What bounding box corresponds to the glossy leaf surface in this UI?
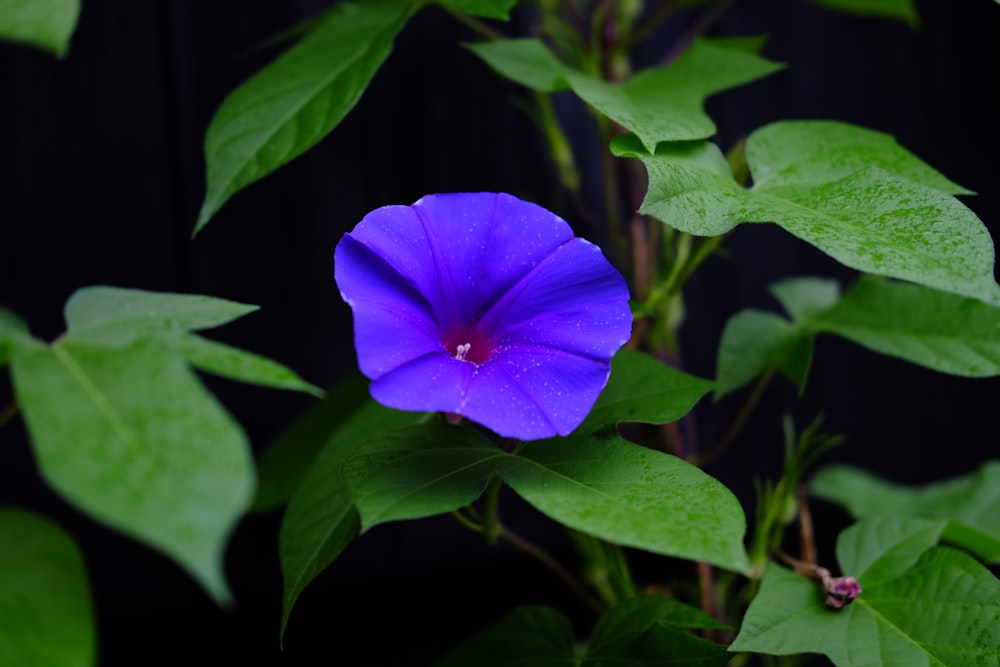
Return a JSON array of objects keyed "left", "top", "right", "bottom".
[
  {"left": 731, "top": 518, "right": 1000, "bottom": 666},
  {"left": 615, "top": 121, "right": 1000, "bottom": 304}
]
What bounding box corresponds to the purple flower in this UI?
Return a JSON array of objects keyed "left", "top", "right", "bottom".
[{"left": 334, "top": 192, "right": 632, "bottom": 441}]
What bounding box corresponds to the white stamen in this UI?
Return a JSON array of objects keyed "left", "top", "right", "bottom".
[{"left": 454, "top": 343, "right": 472, "bottom": 361}]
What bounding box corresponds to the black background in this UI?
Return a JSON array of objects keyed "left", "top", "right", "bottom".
[{"left": 2, "top": 1, "right": 998, "bottom": 665}]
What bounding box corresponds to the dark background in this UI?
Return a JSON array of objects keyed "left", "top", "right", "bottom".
[{"left": 1, "top": 1, "right": 998, "bottom": 665}]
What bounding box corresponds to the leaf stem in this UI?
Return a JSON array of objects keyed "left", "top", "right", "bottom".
[
  {"left": 499, "top": 526, "right": 606, "bottom": 615},
  {"left": 693, "top": 368, "right": 775, "bottom": 467},
  {"left": 660, "top": 0, "right": 737, "bottom": 65},
  {"left": 481, "top": 474, "right": 504, "bottom": 545},
  {"left": 439, "top": 5, "right": 506, "bottom": 41}
]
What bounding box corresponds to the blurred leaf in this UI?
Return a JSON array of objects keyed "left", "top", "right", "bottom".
[
  {"left": 10, "top": 336, "right": 255, "bottom": 604},
  {"left": 808, "top": 0, "right": 919, "bottom": 26},
  {"left": 342, "top": 423, "right": 504, "bottom": 530},
  {"left": 0, "top": 0, "right": 80, "bottom": 56},
  {"left": 64, "top": 286, "right": 258, "bottom": 342},
  {"left": 466, "top": 38, "right": 572, "bottom": 92},
  {"left": 731, "top": 518, "right": 1000, "bottom": 666},
  {"left": 279, "top": 401, "right": 423, "bottom": 635},
  {"left": 0, "top": 508, "right": 95, "bottom": 667},
  {"left": 175, "top": 333, "right": 322, "bottom": 396},
  {"left": 505, "top": 436, "right": 750, "bottom": 573},
  {"left": 436, "top": 0, "right": 518, "bottom": 19},
  {"left": 582, "top": 349, "right": 714, "bottom": 432},
  {"left": 434, "top": 605, "right": 576, "bottom": 667},
  {"left": 615, "top": 121, "right": 1000, "bottom": 304},
  {"left": 197, "top": 0, "right": 419, "bottom": 233},
  {"left": 253, "top": 374, "right": 370, "bottom": 511},
  {"left": 0, "top": 305, "right": 29, "bottom": 368},
  {"left": 6, "top": 286, "right": 318, "bottom": 603},
  {"left": 715, "top": 277, "right": 840, "bottom": 397},
  {"left": 806, "top": 276, "right": 1000, "bottom": 377},
  {"left": 811, "top": 461, "right": 1000, "bottom": 563},
  {"left": 715, "top": 311, "right": 811, "bottom": 398},
  {"left": 770, "top": 276, "right": 841, "bottom": 321},
  {"left": 469, "top": 38, "right": 781, "bottom": 149}
]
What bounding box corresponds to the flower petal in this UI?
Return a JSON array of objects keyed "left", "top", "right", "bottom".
[
  {"left": 411, "top": 193, "right": 575, "bottom": 330},
  {"left": 369, "top": 353, "right": 474, "bottom": 414},
  {"left": 463, "top": 345, "right": 614, "bottom": 440},
  {"left": 479, "top": 238, "right": 632, "bottom": 351},
  {"left": 334, "top": 235, "right": 443, "bottom": 379}
]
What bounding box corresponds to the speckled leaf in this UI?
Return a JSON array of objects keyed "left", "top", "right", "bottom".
[
  {"left": 614, "top": 121, "right": 1000, "bottom": 304},
  {"left": 809, "top": 0, "right": 919, "bottom": 26},
  {"left": 0, "top": 0, "right": 80, "bottom": 56},
  {"left": 197, "top": 0, "right": 418, "bottom": 233},
  {"left": 504, "top": 436, "right": 750, "bottom": 573},
  {"left": 731, "top": 518, "right": 1000, "bottom": 666},
  {"left": 805, "top": 276, "right": 1000, "bottom": 377},
  {"left": 10, "top": 336, "right": 255, "bottom": 604},
  {"left": 582, "top": 348, "right": 714, "bottom": 432},
  {"left": 469, "top": 38, "right": 781, "bottom": 148},
  {"left": 279, "top": 401, "right": 423, "bottom": 635},
  {"left": 0, "top": 509, "right": 95, "bottom": 667},
  {"left": 811, "top": 461, "right": 1000, "bottom": 563}
]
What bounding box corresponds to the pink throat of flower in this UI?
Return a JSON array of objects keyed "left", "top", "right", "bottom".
[{"left": 445, "top": 329, "right": 493, "bottom": 365}]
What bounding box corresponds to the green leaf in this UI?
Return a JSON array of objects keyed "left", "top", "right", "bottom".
[
  {"left": 582, "top": 349, "right": 715, "bottom": 432},
  {"left": 731, "top": 518, "right": 1000, "bottom": 666},
  {"left": 279, "top": 401, "right": 423, "bottom": 634},
  {"left": 808, "top": 0, "right": 919, "bottom": 26},
  {"left": 10, "top": 336, "right": 255, "bottom": 604},
  {"left": 253, "top": 374, "right": 370, "bottom": 511},
  {"left": 0, "top": 508, "right": 95, "bottom": 667},
  {"left": 465, "top": 38, "right": 573, "bottom": 93},
  {"left": 0, "top": 0, "right": 80, "bottom": 57},
  {"left": 715, "top": 277, "right": 840, "bottom": 397},
  {"left": 770, "top": 276, "right": 841, "bottom": 321},
  {"left": 805, "top": 276, "right": 1000, "bottom": 377},
  {"left": 811, "top": 461, "right": 1000, "bottom": 563},
  {"left": 342, "top": 423, "right": 505, "bottom": 530},
  {"left": 504, "top": 436, "right": 750, "bottom": 573},
  {"left": 747, "top": 121, "right": 969, "bottom": 196},
  {"left": 0, "top": 305, "right": 29, "bottom": 368},
  {"left": 435, "top": 0, "right": 518, "bottom": 20},
  {"left": 175, "top": 333, "right": 323, "bottom": 396},
  {"left": 197, "top": 0, "right": 418, "bottom": 233},
  {"left": 434, "top": 605, "right": 577, "bottom": 667},
  {"left": 617, "top": 121, "right": 1000, "bottom": 304},
  {"left": 715, "top": 310, "right": 812, "bottom": 398},
  {"left": 436, "top": 599, "right": 731, "bottom": 667},
  {"left": 568, "top": 38, "right": 784, "bottom": 152},
  {"left": 64, "top": 286, "right": 258, "bottom": 339},
  {"left": 469, "top": 38, "right": 781, "bottom": 149}
]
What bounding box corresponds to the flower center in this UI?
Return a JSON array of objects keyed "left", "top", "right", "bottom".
[{"left": 445, "top": 329, "right": 493, "bottom": 365}]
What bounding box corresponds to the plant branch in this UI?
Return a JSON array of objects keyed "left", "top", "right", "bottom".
[
  {"left": 500, "top": 526, "right": 607, "bottom": 615},
  {"left": 693, "top": 368, "right": 775, "bottom": 467},
  {"left": 661, "top": 0, "right": 737, "bottom": 65},
  {"left": 440, "top": 5, "right": 506, "bottom": 41}
]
